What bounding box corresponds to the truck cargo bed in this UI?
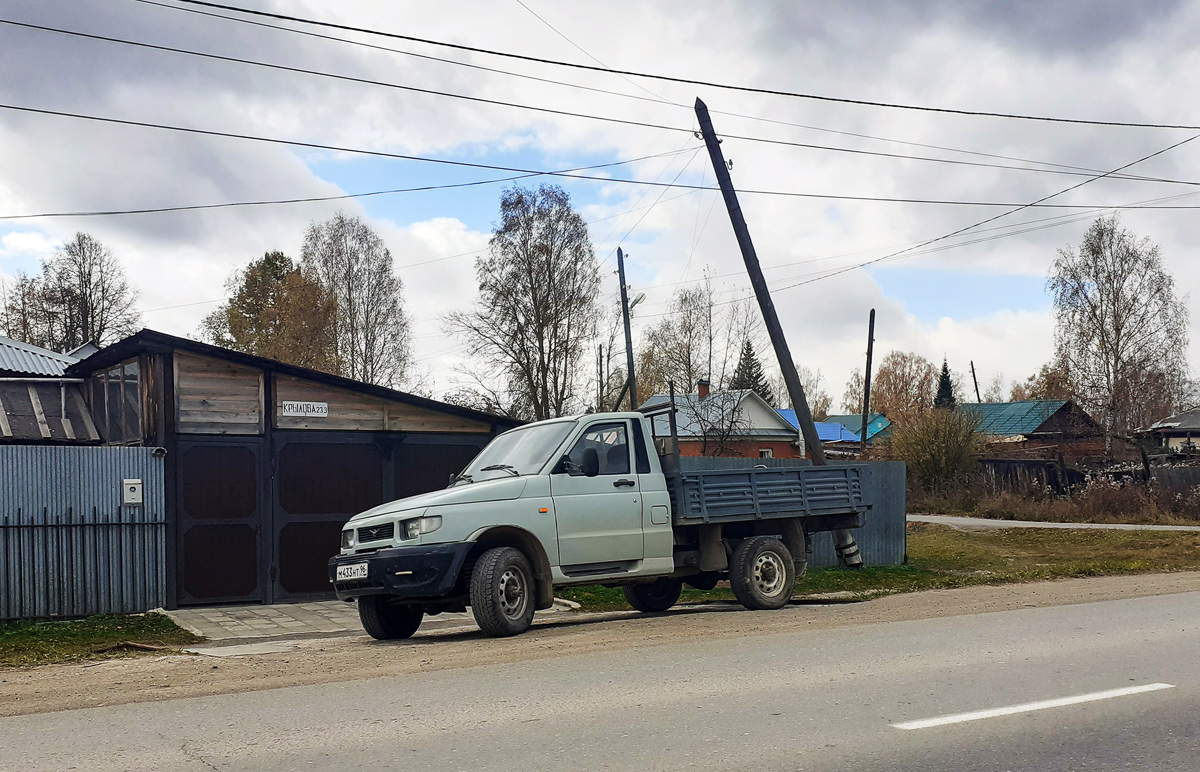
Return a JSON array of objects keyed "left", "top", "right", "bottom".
[{"left": 666, "top": 464, "right": 868, "bottom": 525}]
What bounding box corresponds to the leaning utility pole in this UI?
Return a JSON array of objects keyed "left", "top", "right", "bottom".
[
  {"left": 860, "top": 309, "right": 875, "bottom": 457},
  {"left": 616, "top": 247, "right": 638, "bottom": 411},
  {"left": 694, "top": 98, "right": 825, "bottom": 464},
  {"left": 695, "top": 97, "right": 861, "bottom": 568},
  {"left": 970, "top": 360, "right": 982, "bottom": 402}
]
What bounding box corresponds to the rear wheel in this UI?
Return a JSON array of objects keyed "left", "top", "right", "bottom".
[
  {"left": 730, "top": 536, "right": 795, "bottom": 611},
  {"left": 624, "top": 578, "right": 683, "bottom": 612},
  {"left": 358, "top": 596, "right": 424, "bottom": 640},
  {"left": 470, "top": 547, "right": 536, "bottom": 637}
]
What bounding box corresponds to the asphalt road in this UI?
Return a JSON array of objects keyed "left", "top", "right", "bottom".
[{"left": 4, "top": 591, "right": 1198, "bottom": 771}]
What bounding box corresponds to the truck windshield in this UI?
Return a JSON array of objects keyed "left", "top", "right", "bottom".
[{"left": 454, "top": 421, "right": 575, "bottom": 484}]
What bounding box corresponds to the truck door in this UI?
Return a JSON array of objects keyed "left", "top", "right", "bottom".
[{"left": 550, "top": 420, "right": 645, "bottom": 569}]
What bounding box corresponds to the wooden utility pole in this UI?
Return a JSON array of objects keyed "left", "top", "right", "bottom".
[
  {"left": 860, "top": 309, "right": 875, "bottom": 457},
  {"left": 693, "top": 98, "right": 826, "bottom": 464},
  {"left": 970, "top": 360, "right": 982, "bottom": 402},
  {"left": 696, "top": 98, "right": 860, "bottom": 568},
  {"left": 617, "top": 248, "right": 638, "bottom": 410}
]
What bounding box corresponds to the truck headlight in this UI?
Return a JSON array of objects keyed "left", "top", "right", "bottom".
[
  {"left": 341, "top": 529, "right": 354, "bottom": 549},
  {"left": 402, "top": 516, "right": 442, "bottom": 540}
]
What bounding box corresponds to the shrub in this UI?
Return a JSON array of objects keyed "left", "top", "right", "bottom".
[{"left": 888, "top": 407, "right": 985, "bottom": 490}]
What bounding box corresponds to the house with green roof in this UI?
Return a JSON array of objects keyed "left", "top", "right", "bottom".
[{"left": 960, "top": 399, "right": 1103, "bottom": 459}]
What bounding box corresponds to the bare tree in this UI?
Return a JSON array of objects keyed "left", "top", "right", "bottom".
[
  {"left": 982, "top": 373, "right": 1007, "bottom": 402},
  {"left": 1050, "top": 216, "right": 1190, "bottom": 454},
  {"left": 2, "top": 233, "right": 139, "bottom": 350},
  {"left": 842, "top": 351, "right": 937, "bottom": 422},
  {"left": 676, "top": 391, "right": 755, "bottom": 456},
  {"left": 302, "top": 213, "right": 411, "bottom": 387},
  {"left": 841, "top": 368, "right": 866, "bottom": 414},
  {"left": 1009, "top": 359, "right": 1073, "bottom": 401},
  {"left": 775, "top": 365, "right": 830, "bottom": 419},
  {"left": 446, "top": 184, "right": 600, "bottom": 421}
]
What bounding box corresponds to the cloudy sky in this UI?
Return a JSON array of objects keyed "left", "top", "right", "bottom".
[{"left": 2, "top": 0, "right": 1198, "bottom": 405}]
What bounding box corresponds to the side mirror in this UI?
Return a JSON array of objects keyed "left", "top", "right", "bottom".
[
  {"left": 553, "top": 455, "right": 571, "bottom": 475},
  {"left": 581, "top": 447, "right": 600, "bottom": 478}
]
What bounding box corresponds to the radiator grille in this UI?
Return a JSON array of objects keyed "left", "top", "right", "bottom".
[{"left": 356, "top": 522, "right": 395, "bottom": 543}]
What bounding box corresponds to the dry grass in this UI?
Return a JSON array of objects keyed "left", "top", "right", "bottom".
[
  {"left": 913, "top": 475, "right": 1200, "bottom": 526},
  {"left": 557, "top": 523, "right": 1200, "bottom": 611}
]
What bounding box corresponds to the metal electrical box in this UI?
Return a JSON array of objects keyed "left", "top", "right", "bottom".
[{"left": 122, "top": 478, "right": 143, "bottom": 506}]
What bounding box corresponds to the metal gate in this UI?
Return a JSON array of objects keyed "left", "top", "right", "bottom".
[{"left": 175, "top": 437, "right": 268, "bottom": 605}]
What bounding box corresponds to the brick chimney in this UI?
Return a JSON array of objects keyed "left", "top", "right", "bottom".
[{"left": 697, "top": 379, "right": 710, "bottom": 399}]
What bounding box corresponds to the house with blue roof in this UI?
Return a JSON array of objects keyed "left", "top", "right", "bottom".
[
  {"left": 825, "top": 413, "right": 892, "bottom": 443},
  {"left": 777, "top": 410, "right": 864, "bottom": 446}
]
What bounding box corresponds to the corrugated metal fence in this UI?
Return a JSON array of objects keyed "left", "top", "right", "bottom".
[
  {"left": 677, "top": 458, "right": 907, "bottom": 567},
  {"left": 0, "top": 446, "right": 166, "bottom": 621}
]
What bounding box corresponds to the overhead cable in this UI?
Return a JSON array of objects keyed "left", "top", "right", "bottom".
[{"left": 168, "top": 0, "right": 1200, "bottom": 130}]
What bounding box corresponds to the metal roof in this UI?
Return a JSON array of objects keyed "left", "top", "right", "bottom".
[
  {"left": 960, "top": 400, "right": 1068, "bottom": 437},
  {"left": 641, "top": 390, "right": 797, "bottom": 439},
  {"left": 776, "top": 410, "right": 862, "bottom": 442},
  {"left": 0, "top": 336, "right": 78, "bottom": 376},
  {"left": 1148, "top": 407, "right": 1200, "bottom": 433},
  {"left": 825, "top": 413, "right": 892, "bottom": 440}
]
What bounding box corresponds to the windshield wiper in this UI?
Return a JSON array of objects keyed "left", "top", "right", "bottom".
[{"left": 479, "top": 464, "right": 521, "bottom": 477}]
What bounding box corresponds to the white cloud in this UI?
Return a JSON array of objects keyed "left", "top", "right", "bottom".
[{"left": 2, "top": 0, "right": 1198, "bottom": 397}]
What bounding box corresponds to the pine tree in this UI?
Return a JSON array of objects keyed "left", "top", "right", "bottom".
[
  {"left": 934, "top": 357, "right": 956, "bottom": 409},
  {"left": 729, "top": 340, "right": 774, "bottom": 404}
]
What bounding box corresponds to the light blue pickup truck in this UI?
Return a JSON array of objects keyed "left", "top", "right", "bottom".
[{"left": 329, "top": 410, "right": 868, "bottom": 638}]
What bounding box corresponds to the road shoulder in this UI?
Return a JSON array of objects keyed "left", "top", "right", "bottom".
[{"left": 4, "top": 570, "right": 1200, "bottom": 718}]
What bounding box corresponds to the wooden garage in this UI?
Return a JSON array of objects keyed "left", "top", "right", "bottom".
[{"left": 64, "top": 330, "right": 518, "bottom": 608}]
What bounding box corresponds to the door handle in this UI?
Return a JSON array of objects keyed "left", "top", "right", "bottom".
[{"left": 613, "top": 479, "right": 636, "bottom": 488}]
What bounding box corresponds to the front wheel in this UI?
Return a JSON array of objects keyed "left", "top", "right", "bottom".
[
  {"left": 624, "top": 578, "right": 683, "bottom": 612},
  {"left": 730, "top": 536, "right": 795, "bottom": 611},
  {"left": 469, "top": 547, "right": 536, "bottom": 637},
  {"left": 358, "top": 596, "right": 424, "bottom": 640}
]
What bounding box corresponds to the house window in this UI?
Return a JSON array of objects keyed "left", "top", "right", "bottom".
[
  {"left": 759, "top": 448, "right": 773, "bottom": 458},
  {"left": 87, "top": 357, "right": 141, "bottom": 444}
]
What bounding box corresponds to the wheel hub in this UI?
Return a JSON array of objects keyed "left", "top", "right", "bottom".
[
  {"left": 498, "top": 566, "right": 527, "bottom": 618},
  {"left": 753, "top": 551, "right": 785, "bottom": 597}
]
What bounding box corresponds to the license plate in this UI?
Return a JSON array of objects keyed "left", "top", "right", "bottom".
[{"left": 336, "top": 563, "right": 369, "bottom": 581}]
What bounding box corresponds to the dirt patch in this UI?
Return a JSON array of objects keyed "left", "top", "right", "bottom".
[{"left": 4, "top": 570, "right": 1200, "bottom": 718}]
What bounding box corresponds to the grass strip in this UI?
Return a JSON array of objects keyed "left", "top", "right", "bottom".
[
  {"left": 557, "top": 522, "right": 1200, "bottom": 612},
  {"left": 0, "top": 612, "right": 201, "bottom": 668}
]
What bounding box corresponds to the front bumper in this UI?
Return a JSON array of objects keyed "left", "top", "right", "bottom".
[{"left": 328, "top": 542, "right": 472, "bottom": 601}]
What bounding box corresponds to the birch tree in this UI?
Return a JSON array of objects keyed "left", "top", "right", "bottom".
[
  {"left": 1050, "top": 216, "right": 1189, "bottom": 454},
  {"left": 302, "top": 213, "right": 411, "bottom": 387},
  {"left": 446, "top": 184, "right": 600, "bottom": 421}
]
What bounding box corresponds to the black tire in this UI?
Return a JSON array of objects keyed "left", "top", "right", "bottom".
[
  {"left": 357, "top": 596, "right": 424, "bottom": 640},
  {"left": 624, "top": 578, "right": 683, "bottom": 612},
  {"left": 469, "top": 547, "right": 536, "bottom": 637},
  {"left": 729, "top": 536, "right": 795, "bottom": 611}
]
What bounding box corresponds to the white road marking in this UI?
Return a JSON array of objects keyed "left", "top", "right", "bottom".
[{"left": 892, "top": 683, "right": 1176, "bottom": 730}]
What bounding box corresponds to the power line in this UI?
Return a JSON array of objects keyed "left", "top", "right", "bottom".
[
  {"left": 12, "top": 17, "right": 1200, "bottom": 189},
  {"left": 13, "top": 101, "right": 1200, "bottom": 212},
  {"left": 132, "top": 0, "right": 1191, "bottom": 182},
  {"left": 765, "top": 132, "right": 1200, "bottom": 296},
  {"left": 169, "top": 0, "right": 1200, "bottom": 130},
  {"left": 0, "top": 148, "right": 690, "bottom": 220},
  {"left": 633, "top": 186, "right": 1200, "bottom": 316}
]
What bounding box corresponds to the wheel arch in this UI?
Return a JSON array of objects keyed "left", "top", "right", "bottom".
[{"left": 466, "top": 526, "right": 555, "bottom": 610}]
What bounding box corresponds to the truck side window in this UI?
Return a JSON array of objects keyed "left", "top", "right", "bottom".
[{"left": 564, "top": 423, "right": 630, "bottom": 475}]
